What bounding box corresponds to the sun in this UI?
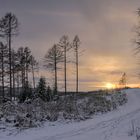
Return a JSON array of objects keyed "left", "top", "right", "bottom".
[{"left": 105, "top": 83, "right": 115, "bottom": 89}]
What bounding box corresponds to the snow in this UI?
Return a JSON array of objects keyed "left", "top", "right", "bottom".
[{"left": 1, "top": 88, "right": 140, "bottom": 140}]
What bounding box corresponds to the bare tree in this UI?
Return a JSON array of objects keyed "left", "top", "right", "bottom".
[
  {"left": 58, "top": 35, "right": 71, "bottom": 95},
  {"left": 24, "top": 47, "right": 32, "bottom": 83},
  {"left": 11, "top": 49, "right": 17, "bottom": 99},
  {"left": 0, "top": 13, "right": 19, "bottom": 99},
  {"left": 135, "top": 8, "right": 140, "bottom": 54},
  {"left": 72, "top": 35, "right": 81, "bottom": 94},
  {"left": 133, "top": 8, "right": 140, "bottom": 82},
  {"left": 17, "top": 47, "right": 26, "bottom": 90},
  {"left": 44, "top": 44, "right": 63, "bottom": 95},
  {"left": 0, "top": 42, "right": 8, "bottom": 99},
  {"left": 30, "top": 55, "right": 38, "bottom": 90},
  {"left": 119, "top": 73, "right": 127, "bottom": 88},
  {"left": 17, "top": 47, "right": 33, "bottom": 92}
]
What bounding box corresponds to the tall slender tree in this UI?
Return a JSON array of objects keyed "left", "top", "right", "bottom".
[
  {"left": 24, "top": 47, "right": 32, "bottom": 83},
  {"left": 73, "top": 35, "right": 81, "bottom": 94},
  {"left": 11, "top": 49, "right": 21, "bottom": 100},
  {"left": 135, "top": 8, "right": 140, "bottom": 53},
  {"left": 0, "top": 13, "right": 19, "bottom": 99},
  {"left": 44, "top": 44, "right": 63, "bottom": 95},
  {"left": 30, "top": 55, "right": 38, "bottom": 90},
  {"left": 11, "top": 49, "right": 16, "bottom": 99},
  {"left": 0, "top": 42, "right": 8, "bottom": 99},
  {"left": 58, "top": 35, "right": 71, "bottom": 95},
  {"left": 17, "top": 47, "right": 26, "bottom": 90},
  {"left": 134, "top": 8, "right": 140, "bottom": 82}
]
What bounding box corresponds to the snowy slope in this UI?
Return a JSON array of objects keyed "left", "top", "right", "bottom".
[{"left": 1, "top": 89, "right": 140, "bottom": 140}]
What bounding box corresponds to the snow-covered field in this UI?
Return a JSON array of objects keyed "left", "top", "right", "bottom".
[{"left": 1, "top": 89, "right": 140, "bottom": 140}]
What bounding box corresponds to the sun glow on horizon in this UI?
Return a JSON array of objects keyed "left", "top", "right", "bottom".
[{"left": 105, "top": 83, "right": 115, "bottom": 89}]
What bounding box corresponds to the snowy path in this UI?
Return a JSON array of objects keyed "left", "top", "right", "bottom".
[
  {"left": 39, "top": 108, "right": 140, "bottom": 140},
  {"left": 1, "top": 89, "right": 140, "bottom": 140}
]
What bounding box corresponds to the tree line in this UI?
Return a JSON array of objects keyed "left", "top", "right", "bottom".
[{"left": 0, "top": 12, "right": 81, "bottom": 102}]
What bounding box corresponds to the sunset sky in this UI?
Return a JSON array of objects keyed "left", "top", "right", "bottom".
[{"left": 1, "top": 0, "right": 140, "bottom": 91}]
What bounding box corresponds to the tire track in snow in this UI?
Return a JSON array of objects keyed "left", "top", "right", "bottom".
[{"left": 36, "top": 108, "right": 140, "bottom": 140}]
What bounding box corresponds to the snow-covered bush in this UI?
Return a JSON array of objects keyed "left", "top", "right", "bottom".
[
  {"left": 77, "top": 90, "right": 127, "bottom": 117},
  {"left": 0, "top": 99, "right": 48, "bottom": 128},
  {"left": 0, "top": 90, "right": 127, "bottom": 128}
]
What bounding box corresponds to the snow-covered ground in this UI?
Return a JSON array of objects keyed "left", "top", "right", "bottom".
[{"left": 1, "top": 88, "right": 140, "bottom": 140}]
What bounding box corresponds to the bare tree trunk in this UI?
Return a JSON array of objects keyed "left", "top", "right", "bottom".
[
  {"left": 1, "top": 46, "right": 5, "bottom": 99},
  {"left": 16, "top": 72, "right": 20, "bottom": 95},
  {"left": 12, "top": 52, "right": 16, "bottom": 100},
  {"left": 25, "top": 58, "right": 29, "bottom": 84},
  {"left": 54, "top": 46, "right": 57, "bottom": 95},
  {"left": 64, "top": 46, "right": 67, "bottom": 96},
  {"left": 12, "top": 67, "right": 15, "bottom": 100},
  {"left": 26, "top": 68, "right": 28, "bottom": 83},
  {"left": 21, "top": 68, "right": 25, "bottom": 89},
  {"left": 8, "top": 17, "right": 12, "bottom": 100},
  {"left": 74, "top": 41, "right": 79, "bottom": 115},
  {"left": 31, "top": 64, "right": 35, "bottom": 90},
  {"left": 76, "top": 46, "right": 78, "bottom": 94}
]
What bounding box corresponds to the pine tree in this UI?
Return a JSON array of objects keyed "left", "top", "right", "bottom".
[
  {"left": 36, "top": 77, "right": 47, "bottom": 101},
  {"left": 46, "top": 85, "right": 52, "bottom": 101},
  {"left": 19, "top": 81, "right": 32, "bottom": 103}
]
